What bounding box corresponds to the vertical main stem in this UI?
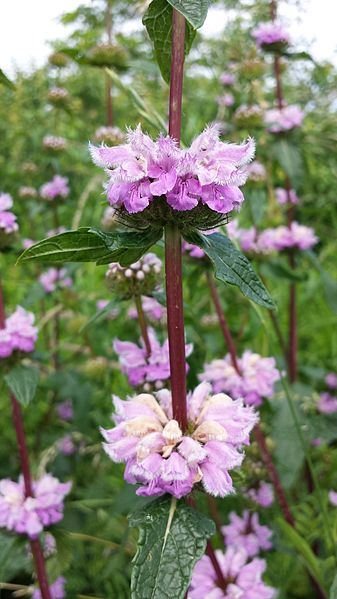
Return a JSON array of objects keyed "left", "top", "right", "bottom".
[
  {"left": 135, "top": 295, "right": 151, "bottom": 357},
  {"left": 165, "top": 8, "right": 187, "bottom": 431},
  {"left": 165, "top": 224, "right": 187, "bottom": 431},
  {"left": 0, "top": 281, "right": 51, "bottom": 599}
]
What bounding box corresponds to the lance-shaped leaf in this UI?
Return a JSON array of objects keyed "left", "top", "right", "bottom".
[
  {"left": 17, "top": 227, "right": 163, "bottom": 266},
  {"left": 143, "top": 0, "right": 196, "bottom": 83},
  {"left": 183, "top": 230, "right": 276, "bottom": 310},
  {"left": 4, "top": 365, "right": 40, "bottom": 407},
  {"left": 167, "top": 0, "right": 211, "bottom": 28},
  {"left": 0, "top": 68, "right": 15, "bottom": 90},
  {"left": 129, "top": 496, "right": 215, "bottom": 599}
]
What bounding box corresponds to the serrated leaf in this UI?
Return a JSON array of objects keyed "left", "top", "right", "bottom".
[
  {"left": 330, "top": 573, "right": 337, "bottom": 599},
  {"left": 277, "top": 519, "right": 326, "bottom": 590},
  {"left": 129, "top": 496, "right": 215, "bottom": 599},
  {"left": 4, "top": 365, "right": 39, "bottom": 407},
  {"left": 143, "top": 0, "right": 196, "bottom": 83},
  {"left": 89, "top": 226, "right": 163, "bottom": 266},
  {"left": 166, "top": 0, "right": 211, "bottom": 28},
  {"left": 0, "top": 68, "right": 15, "bottom": 90},
  {"left": 183, "top": 230, "right": 275, "bottom": 310}
]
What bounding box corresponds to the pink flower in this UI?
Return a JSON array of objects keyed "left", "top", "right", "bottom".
[
  {"left": 101, "top": 383, "right": 258, "bottom": 498},
  {"left": 329, "top": 491, "right": 337, "bottom": 507},
  {"left": 58, "top": 434, "right": 76, "bottom": 455},
  {"left": 90, "top": 124, "right": 255, "bottom": 214},
  {"left": 246, "top": 160, "right": 266, "bottom": 182},
  {"left": 128, "top": 297, "right": 166, "bottom": 323},
  {"left": 113, "top": 328, "right": 192, "bottom": 388},
  {"left": 39, "top": 268, "right": 73, "bottom": 293},
  {"left": 265, "top": 105, "right": 304, "bottom": 133},
  {"left": 275, "top": 187, "right": 299, "bottom": 205},
  {"left": 0, "top": 192, "right": 13, "bottom": 211},
  {"left": 222, "top": 511, "right": 273, "bottom": 557},
  {"left": 188, "top": 546, "right": 276, "bottom": 598},
  {"left": 56, "top": 400, "right": 73, "bottom": 421},
  {"left": 0, "top": 474, "right": 71, "bottom": 538},
  {"left": 40, "top": 176, "right": 69, "bottom": 200},
  {"left": 0, "top": 194, "right": 18, "bottom": 236},
  {"left": 326, "top": 373, "right": 337, "bottom": 389},
  {"left": 5, "top": 306, "right": 38, "bottom": 354},
  {"left": 220, "top": 72, "right": 236, "bottom": 86},
  {"left": 200, "top": 350, "right": 281, "bottom": 407},
  {"left": 317, "top": 393, "right": 337, "bottom": 414},
  {"left": 217, "top": 93, "right": 235, "bottom": 107},
  {"left": 252, "top": 21, "right": 290, "bottom": 48},
  {"left": 247, "top": 482, "right": 274, "bottom": 507},
  {"left": 32, "top": 577, "right": 66, "bottom": 599}
]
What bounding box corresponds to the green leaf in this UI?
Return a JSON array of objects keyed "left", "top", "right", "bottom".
[
  {"left": 166, "top": 0, "right": 211, "bottom": 28},
  {"left": 0, "top": 68, "right": 15, "bottom": 90},
  {"left": 270, "top": 394, "right": 304, "bottom": 488},
  {"left": 261, "top": 259, "right": 307, "bottom": 282},
  {"left": 17, "top": 227, "right": 163, "bottom": 266},
  {"left": 330, "top": 573, "right": 337, "bottom": 598},
  {"left": 305, "top": 250, "right": 337, "bottom": 315},
  {"left": 284, "top": 51, "right": 315, "bottom": 63},
  {"left": 277, "top": 519, "right": 326, "bottom": 590},
  {"left": 183, "top": 230, "right": 276, "bottom": 310},
  {"left": 247, "top": 189, "right": 267, "bottom": 226},
  {"left": 272, "top": 140, "right": 303, "bottom": 185},
  {"left": 4, "top": 365, "right": 39, "bottom": 407},
  {"left": 143, "top": 0, "right": 196, "bottom": 83},
  {"left": 129, "top": 496, "right": 215, "bottom": 599}
]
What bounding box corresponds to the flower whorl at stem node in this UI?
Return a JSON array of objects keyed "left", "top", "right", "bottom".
[
  {"left": 105, "top": 252, "right": 162, "bottom": 299},
  {"left": 100, "top": 382, "right": 258, "bottom": 499}
]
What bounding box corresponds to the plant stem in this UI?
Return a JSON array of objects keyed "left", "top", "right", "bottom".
[
  {"left": 165, "top": 224, "right": 187, "bottom": 431},
  {"left": 206, "top": 272, "right": 241, "bottom": 373},
  {"left": 165, "top": 8, "right": 187, "bottom": 431},
  {"left": 135, "top": 295, "right": 151, "bottom": 357},
  {"left": 0, "top": 281, "right": 51, "bottom": 599},
  {"left": 206, "top": 541, "right": 227, "bottom": 589}
]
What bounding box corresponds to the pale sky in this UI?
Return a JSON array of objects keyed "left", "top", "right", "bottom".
[{"left": 0, "top": 0, "right": 336, "bottom": 77}]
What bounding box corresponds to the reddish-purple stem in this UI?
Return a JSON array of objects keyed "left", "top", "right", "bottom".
[
  {"left": 0, "top": 282, "right": 52, "bottom": 599},
  {"left": 135, "top": 295, "right": 151, "bottom": 357},
  {"left": 165, "top": 8, "right": 188, "bottom": 431},
  {"left": 206, "top": 541, "right": 227, "bottom": 589}
]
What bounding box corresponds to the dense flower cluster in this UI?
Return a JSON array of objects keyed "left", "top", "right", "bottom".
[
  {"left": 222, "top": 511, "right": 273, "bottom": 557},
  {"left": 326, "top": 372, "right": 337, "bottom": 389},
  {"left": 32, "top": 577, "right": 66, "bottom": 599},
  {"left": 317, "top": 393, "right": 337, "bottom": 414},
  {"left": 40, "top": 175, "right": 69, "bottom": 200},
  {"left": 264, "top": 105, "right": 304, "bottom": 133},
  {"left": 217, "top": 93, "right": 234, "bottom": 107},
  {"left": 234, "top": 104, "right": 263, "bottom": 127},
  {"left": 329, "top": 491, "right": 337, "bottom": 507},
  {"left": 0, "top": 192, "right": 19, "bottom": 239},
  {"left": 246, "top": 482, "right": 274, "bottom": 507},
  {"left": 39, "top": 268, "right": 73, "bottom": 294},
  {"left": 227, "top": 220, "right": 318, "bottom": 253},
  {"left": 90, "top": 124, "right": 255, "bottom": 214},
  {"left": 43, "top": 135, "right": 68, "bottom": 152},
  {"left": 57, "top": 400, "right": 73, "bottom": 421},
  {"left": 58, "top": 434, "right": 76, "bottom": 456},
  {"left": 128, "top": 296, "right": 166, "bottom": 323},
  {"left": 275, "top": 187, "right": 300, "bottom": 205},
  {"left": 94, "top": 126, "right": 125, "bottom": 145},
  {"left": 199, "top": 350, "right": 281, "bottom": 407},
  {"left": 220, "top": 72, "right": 236, "bottom": 86},
  {"left": 252, "top": 21, "right": 290, "bottom": 50},
  {"left": 47, "top": 87, "right": 69, "bottom": 104},
  {"left": 101, "top": 382, "right": 258, "bottom": 498},
  {"left": 188, "top": 546, "right": 275, "bottom": 598},
  {"left": 113, "top": 328, "right": 192, "bottom": 389},
  {"left": 0, "top": 306, "right": 38, "bottom": 358},
  {"left": 0, "top": 474, "right": 71, "bottom": 538}
]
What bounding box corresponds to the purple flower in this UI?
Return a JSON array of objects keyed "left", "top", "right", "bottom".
[
  {"left": 0, "top": 474, "right": 71, "bottom": 538},
  {"left": 32, "top": 577, "right": 66, "bottom": 599},
  {"left": 247, "top": 482, "right": 274, "bottom": 508},
  {"left": 252, "top": 21, "right": 290, "bottom": 49},
  {"left": 0, "top": 193, "right": 18, "bottom": 237},
  {"left": 246, "top": 160, "right": 266, "bottom": 182},
  {"left": 128, "top": 296, "right": 166, "bottom": 323},
  {"left": 220, "top": 72, "right": 236, "bottom": 86},
  {"left": 90, "top": 124, "right": 255, "bottom": 214},
  {"left": 57, "top": 400, "right": 73, "bottom": 421},
  {"left": 0, "top": 192, "right": 13, "bottom": 211},
  {"left": 222, "top": 511, "right": 273, "bottom": 557},
  {"left": 265, "top": 105, "right": 304, "bottom": 133},
  {"left": 200, "top": 350, "right": 281, "bottom": 407},
  {"left": 329, "top": 491, "right": 337, "bottom": 507},
  {"left": 188, "top": 546, "right": 276, "bottom": 598},
  {"left": 113, "top": 328, "right": 192, "bottom": 388},
  {"left": 39, "top": 268, "right": 73, "bottom": 294},
  {"left": 275, "top": 187, "right": 299, "bottom": 205},
  {"left": 101, "top": 383, "right": 258, "bottom": 498},
  {"left": 232, "top": 222, "right": 319, "bottom": 254},
  {"left": 40, "top": 176, "right": 69, "bottom": 200},
  {"left": 4, "top": 306, "right": 38, "bottom": 354},
  {"left": 58, "top": 434, "right": 76, "bottom": 456},
  {"left": 217, "top": 93, "right": 235, "bottom": 107},
  {"left": 317, "top": 393, "right": 337, "bottom": 414},
  {"left": 325, "top": 373, "right": 337, "bottom": 389}
]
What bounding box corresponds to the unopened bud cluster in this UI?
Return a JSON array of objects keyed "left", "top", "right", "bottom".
[
  {"left": 43, "top": 135, "right": 68, "bottom": 152},
  {"left": 88, "top": 43, "right": 127, "bottom": 68},
  {"left": 94, "top": 126, "right": 125, "bottom": 145},
  {"left": 47, "top": 87, "right": 69, "bottom": 105},
  {"left": 105, "top": 253, "right": 162, "bottom": 299}
]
